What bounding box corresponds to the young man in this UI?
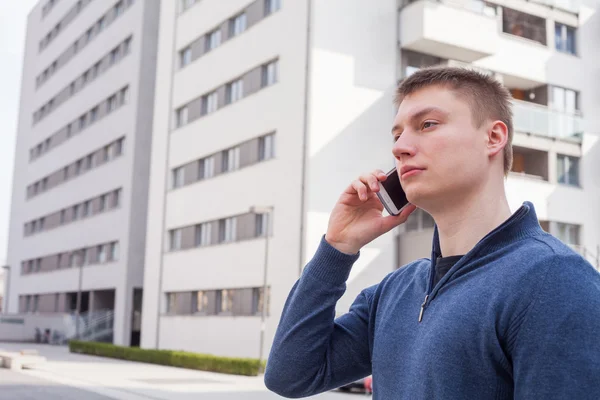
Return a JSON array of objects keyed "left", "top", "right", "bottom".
[{"left": 264, "top": 67, "right": 600, "bottom": 399}]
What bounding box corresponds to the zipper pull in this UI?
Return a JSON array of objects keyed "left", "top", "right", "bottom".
[{"left": 418, "top": 294, "right": 429, "bottom": 323}]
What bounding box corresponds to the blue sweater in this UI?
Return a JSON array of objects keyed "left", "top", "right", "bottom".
[{"left": 264, "top": 202, "right": 600, "bottom": 399}]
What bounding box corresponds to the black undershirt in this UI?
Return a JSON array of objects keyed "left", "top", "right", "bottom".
[{"left": 433, "top": 255, "right": 464, "bottom": 288}]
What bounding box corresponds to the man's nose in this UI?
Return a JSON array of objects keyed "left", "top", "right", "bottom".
[{"left": 392, "top": 132, "right": 417, "bottom": 161}]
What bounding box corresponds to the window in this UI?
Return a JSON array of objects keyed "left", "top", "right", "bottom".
[
  {"left": 265, "top": 0, "right": 281, "bottom": 15},
  {"left": 219, "top": 217, "right": 237, "bottom": 243},
  {"left": 110, "top": 242, "right": 119, "bottom": 261},
  {"left": 112, "top": 189, "right": 121, "bottom": 207},
  {"left": 103, "top": 145, "right": 111, "bottom": 162},
  {"left": 217, "top": 289, "right": 233, "bottom": 313},
  {"left": 86, "top": 28, "right": 93, "bottom": 43},
  {"left": 41, "top": 177, "right": 48, "bottom": 191},
  {"left": 31, "top": 220, "right": 37, "bottom": 233},
  {"left": 167, "top": 293, "right": 177, "bottom": 314},
  {"left": 66, "top": 123, "right": 72, "bottom": 138},
  {"left": 80, "top": 248, "right": 87, "bottom": 266},
  {"left": 195, "top": 223, "right": 212, "bottom": 247},
  {"left": 226, "top": 79, "right": 244, "bottom": 104},
  {"left": 92, "top": 62, "right": 100, "bottom": 78},
  {"left": 172, "top": 167, "right": 185, "bottom": 189},
  {"left": 123, "top": 37, "right": 132, "bottom": 54},
  {"left": 72, "top": 204, "right": 81, "bottom": 220},
  {"left": 222, "top": 147, "right": 240, "bottom": 172},
  {"left": 551, "top": 86, "right": 578, "bottom": 114},
  {"left": 502, "top": 7, "right": 547, "bottom": 45},
  {"left": 25, "top": 296, "right": 31, "bottom": 312},
  {"left": 253, "top": 287, "right": 270, "bottom": 314},
  {"left": 69, "top": 252, "right": 78, "bottom": 268},
  {"left": 199, "top": 156, "right": 215, "bottom": 179},
  {"left": 259, "top": 134, "right": 275, "bottom": 161},
  {"left": 194, "top": 291, "right": 209, "bottom": 313},
  {"left": 556, "top": 223, "right": 580, "bottom": 245},
  {"left": 262, "top": 60, "right": 278, "bottom": 87},
  {"left": 97, "top": 245, "right": 107, "bottom": 263},
  {"left": 79, "top": 114, "right": 87, "bottom": 130},
  {"left": 206, "top": 29, "right": 221, "bottom": 51},
  {"left": 255, "top": 213, "right": 268, "bottom": 237},
  {"left": 107, "top": 95, "right": 117, "bottom": 112},
  {"left": 73, "top": 41, "right": 79, "bottom": 54},
  {"left": 87, "top": 248, "right": 96, "bottom": 265},
  {"left": 97, "top": 17, "right": 106, "bottom": 32},
  {"left": 180, "top": 0, "right": 195, "bottom": 13},
  {"left": 170, "top": 229, "right": 182, "bottom": 251},
  {"left": 57, "top": 254, "right": 63, "bottom": 269},
  {"left": 114, "top": 138, "right": 124, "bottom": 156},
  {"left": 119, "top": 87, "right": 129, "bottom": 105},
  {"left": 115, "top": 1, "right": 125, "bottom": 16},
  {"left": 180, "top": 47, "right": 192, "bottom": 67},
  {"left": 82, "top": 200, "right": 90, "bottom": 217},
  {"left": 33, "top": 182, "right": 39, "bottom": 195},
  {"left": 557, "top": 154, "right": 579, "bottom": 186},
  {"left": 28, "top": 260, "right": 34, "bottom": 273},
  {"left": 556, "top": 24, "right": 576, "bottom": 55},
  {"left": 70, "top": 82, "right": 76, "bottom": 95},
  {"left": 230, "top": 13, "right": 247, "bottom": 36},
  {"left": 82, "top": 70, "right": 89, "bottom": 85},
  {"left": 75, "top": 159, "right": 83, "bottom": 175},
  {"left": 99, "top": 194, "right": 106, "bottom": 211},
  {"left": 35, "top": 258, "right": 42, "bottom": 272},
  {"left": 62, "top": 166, "right": 69, "bottom": 180},
  {"left": 90, "top": 107, "right": 98, "bottom": 123},
  {"left": 39, "top": 217, "right": 45, "bottom": 231},
  {"left": 202, "top": 92, "right": 218, "bottom": 114},
  {"left": 110, "top": 48, "right": 119, "bottom": 65},
  {"left": 176, "top": 106, "right": 188, "bottom": 128},
  {"left": 60, "top": 209, "right": 67, "bottom": 224},
  {"left": 85, "top": 154, "right": 94, "bottom": 169},
  {"left": 33, "top": 295, "right": 39, "bottom": 312}
]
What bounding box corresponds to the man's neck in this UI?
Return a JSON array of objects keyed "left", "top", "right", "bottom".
[{"left": 429, "top": 179, "right": 512, "bottom": 257}]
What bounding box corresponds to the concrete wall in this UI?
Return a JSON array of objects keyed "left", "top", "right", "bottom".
[
  {"left": 0, "top": 313, "right": 74, "bottom": 342},
  {"left": 141, "top": 0, "right": 309, "bottom": 358},
  {"left": 4, "top": 0, "right": 160, "bottom": 347}
]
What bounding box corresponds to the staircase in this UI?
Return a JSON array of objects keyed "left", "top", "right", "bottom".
[{"left": 72, "top": 310, "right": 115, "bottom": 343}]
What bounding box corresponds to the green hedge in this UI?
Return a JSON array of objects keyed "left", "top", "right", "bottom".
[{"left": 69, "top": 340, "right": 265, "bottom": 376}]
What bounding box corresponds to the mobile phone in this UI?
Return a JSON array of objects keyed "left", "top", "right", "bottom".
[{"left": 376, "top": 167, "right": 410, "bottom": 216}]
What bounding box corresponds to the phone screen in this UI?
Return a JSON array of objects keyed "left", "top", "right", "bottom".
[{"left": 382, "top": 168, "right": 409, "bottom": 211}]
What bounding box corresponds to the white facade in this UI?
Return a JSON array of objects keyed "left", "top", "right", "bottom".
[
  {"left": 142, "top": 0, "right": 600, "bottom": 360},
  {"left": 4, "top": 0, "right": 160, "bottom": 346}
]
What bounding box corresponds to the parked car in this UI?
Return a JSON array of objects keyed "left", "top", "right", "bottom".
[{"left": 338, "top": 375, "right": 373, "bottom": 394}]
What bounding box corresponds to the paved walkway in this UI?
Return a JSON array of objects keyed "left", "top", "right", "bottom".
[{"left": 0, "top": 342, "right": 353, "bottom": 399}]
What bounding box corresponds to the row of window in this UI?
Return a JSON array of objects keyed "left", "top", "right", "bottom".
[
  {"left": 30, "top": 86, "right": 129, "bottom": 162},
  {"left": 24, "top": 188, "right": 122, "bottom": 237},
  {"left": 39, "top": 0, "right": 93, "bottom": 52},
  {"left": 179, "top": 0, "right": 199, "bottom": 14},
  {"left": 175, "top": 59, "right": 278, "bottom": 129},
  {"left": 36, "top": 0, "right": 134, "bottom": 89},
  {"left": 502, "top": 7, "right": 577, "bottom": 55},
  {"left": 172, "top": 133, "right": 275, "bottom": 189},
  {"left": 21, "top": 240, "right": 119, "bottom": 276},
  {"left": 42, "top": 0, "right": 59, "bottom": 18},
  {"left": 169, "top": 212, "right": 269, "bottom": 251},
  {"left": 28, "top": 137, "right": 124, "bottom": 199},
  {"left": 34, "top": 37, "right": 132, "bottom": 125},
  {"left": 166, "top": 287, "right": 269, "bottom": 317},
  {"left": 179, "top": 0, "right": 281, "bottom": 69}
]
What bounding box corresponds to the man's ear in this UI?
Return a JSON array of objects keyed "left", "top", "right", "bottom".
[{"left": 487, "top": 120, "right": 509, "bottom": 158}]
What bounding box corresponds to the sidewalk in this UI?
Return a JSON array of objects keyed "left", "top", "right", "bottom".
[{"left": 0, "top": 342, "right": 275, "bottom": 400}]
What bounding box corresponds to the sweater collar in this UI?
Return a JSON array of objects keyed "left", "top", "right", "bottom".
[{"left": 430, "top": 201, "right": 543, "bottom": 261}]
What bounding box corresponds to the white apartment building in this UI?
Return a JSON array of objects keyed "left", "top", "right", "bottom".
[
  {"left": 3, "top": 0, "right": 160, "bottom": 346},
  {"left": 142, "top": 0, "right": 600, "bottom": 360}
]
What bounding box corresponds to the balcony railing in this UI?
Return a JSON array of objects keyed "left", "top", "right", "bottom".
[
  {"left": 512, "top": 100, "right": 583, "bottom": 141},
  {"left": 529, "top": 0, "right": 580, "bottom": 13},
  {"left": 402, "top": 0, "right": 496, "bottom": 15}
]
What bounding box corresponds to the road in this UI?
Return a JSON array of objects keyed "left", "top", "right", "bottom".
[{"left": 0, "top": 367, "right": 366, "bottom": 400}]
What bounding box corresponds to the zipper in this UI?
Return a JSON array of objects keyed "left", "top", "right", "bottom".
[{"left": 418, "top": 294, "right": 429, "bottom": 323}]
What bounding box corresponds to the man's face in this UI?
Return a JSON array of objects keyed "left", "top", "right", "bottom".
[{"left": 391, "top": 85, "right": 489, "bottom": 210}]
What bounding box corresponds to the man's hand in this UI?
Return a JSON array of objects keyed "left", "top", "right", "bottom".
[{"left": 325, "top": 170, "right": 417, "bottom": 255}]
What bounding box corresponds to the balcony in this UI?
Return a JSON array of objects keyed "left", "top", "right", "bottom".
[
  {"left": 529, "top": 0, "right": 581, "bottom": 13},
  {"left": 512, "top": 100, "right": 583, "bottom": 141},
  {"left": 399, "top": 0, "right": 499, "bottom": 62}
]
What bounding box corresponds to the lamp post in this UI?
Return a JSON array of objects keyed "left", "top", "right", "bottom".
[
  {"left": 2, "top": 265, "right": 10, "bottom": 314},
  {"left": 249, "top": 205, "right": 273, "bottom": 374}
]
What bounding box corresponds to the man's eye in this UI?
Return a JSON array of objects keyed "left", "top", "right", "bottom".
[{"left": 422, "top": 121, "right": 436, "bottom": 130}]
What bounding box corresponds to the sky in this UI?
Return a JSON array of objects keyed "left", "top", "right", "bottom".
[{"left": 0, "top": 0, "right": 38, "bottom": 267}]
